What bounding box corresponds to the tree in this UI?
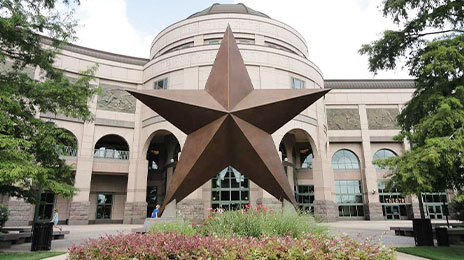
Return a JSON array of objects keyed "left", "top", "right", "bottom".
[
  {"left": 360, "top": 0, "right": 464, "bottom": 217},
  {"left": 0, "top": 0, "right": 98, "bottom": 204}
]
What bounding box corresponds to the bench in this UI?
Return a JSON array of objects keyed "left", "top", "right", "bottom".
[
  {"left": 390, "top": 227, "right": 417, "bottom": 237},
  {"left": 0, "top": 232, "right": 32, "bottom": 249},
  {"left": 1, "top": 227, "right": 32, "bottom": 233},
  {"left": 391, "top": 226, "right": 464, "bottom": 245},
  {"left": 0, "top": 230, "right": 70, "bottom": 248}
]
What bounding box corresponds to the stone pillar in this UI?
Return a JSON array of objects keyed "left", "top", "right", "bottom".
[
  {"left": 409, "top": 194, "right": 423, "bottom": 219},
  {"left": 282, "top": 134, "right": 296, "bottom": 192},
  {"left": 313, "top": 99, "right": 337, "bottom": 222},
  {"left": 358, "top": 105, "right": 383, "bottom": 220},
  {"left": 69, "top": 94, "right": 97, "bottom": 225}
]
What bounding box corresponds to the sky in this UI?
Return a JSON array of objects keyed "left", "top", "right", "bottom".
[{"left": 70, "top": 0, "right": 411, "bottom": 79}]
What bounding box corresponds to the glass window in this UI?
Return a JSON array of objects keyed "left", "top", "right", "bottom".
[
  {"left": 332, "top": 149, "right": 360, "bottom": 170},
  {"left": 297, "top": 143, "right": 313, "bottom": 169},
  {"left": 335, "top": 180, "right": 364, "bottom": 217},
  {"left": 96, "top": 193, "right": 113, "bottom": 219},
  {"left": 146, "top": 186, "right": 158, "bottom": 218},
  {"left": 211, "top": 166, "right": 249, "bottom": 211},
  {"left": 294, "top": 185, "right": 314, "bottom": 213},
  {"left": 207, "top": 40, "right": 220, "bottom": 45},
  {"left": 291, "top": 77, "right": 305, "bottom": 89},
  {"left": 154, "top": 78, "right": 168, "bottom": 90},
  {"left": 373, "top": 149, "right": 397, "bottom": 169},
  {"left": 38, "top": 192, "right": 55, "bottom": 221}
]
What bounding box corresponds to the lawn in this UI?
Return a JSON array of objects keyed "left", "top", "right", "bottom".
[
  {"left": 0, "top": 251, "right": 65, "bottom": 260},
  {"left": 396, "top": 246, "right": 464, "bottom": 260}
]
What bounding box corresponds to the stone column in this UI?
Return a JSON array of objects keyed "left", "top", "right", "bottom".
[
  {"left": 69, "top": 94, "right": 98, "bottom": 225},
  {"left": 313, "top": 100, "right": 337, "bottom": 222},
  {"left": 124, "top": 93, "right": 148, "bottom": 224},
  {"left": 358, "top": 105, "right": 383, "bottom": 220}
]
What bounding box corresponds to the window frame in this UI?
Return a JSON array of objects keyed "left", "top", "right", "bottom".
[
  {"left": 154, "top": 78, "right": 168, "bottom": 90},
  {"left": 291, "top": 77, "right": 306, "bottom": 89},
  {"left": 96, "top": 193, "right": 113, "bottom": 220},
  {"left": 331, "top": 149, "right": 360, "bottom": 170}
]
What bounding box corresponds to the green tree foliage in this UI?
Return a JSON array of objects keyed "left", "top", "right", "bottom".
[
  {"left": 0, "top": 0, "right": 98, "bottom": 203},
  {"left": 360, "top": 0, "right": 464, "bottom": 195}
]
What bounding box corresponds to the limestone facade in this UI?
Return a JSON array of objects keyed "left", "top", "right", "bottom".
[{"left": 3, "top": 5, "right": 451, "bottom": 225}]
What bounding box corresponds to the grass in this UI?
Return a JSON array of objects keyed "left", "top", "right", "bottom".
[
  {"left": 0, "top": 251, "right": 65, "bottom": 260},
  {"left": 396, "top": 246, "right": 464, "bottom": 260}
]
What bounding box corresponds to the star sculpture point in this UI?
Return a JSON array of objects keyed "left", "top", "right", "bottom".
[{"left": 128, "top": 26, "right": 330, "bottom": 214}]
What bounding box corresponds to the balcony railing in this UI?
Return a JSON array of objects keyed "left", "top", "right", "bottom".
[
  {"left": 57, "top": 145, "right": 78, "bottom": 157},
  {"left": 94, "top": 148, "right": 129, "bottom": 160}
]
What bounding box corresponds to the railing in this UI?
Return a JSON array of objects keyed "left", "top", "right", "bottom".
[
  {"left": 94, "top": 148, "right": 129, "bottom": 160},
  {"left": 57, "top": 145, "right": 78, "bottom": 157}
]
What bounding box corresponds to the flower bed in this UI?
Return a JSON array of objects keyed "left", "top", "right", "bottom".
[{"left": 68, "top": 232, "right": 395, "bottom": 260}]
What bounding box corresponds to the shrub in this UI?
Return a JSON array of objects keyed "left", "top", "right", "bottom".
[
  {"left": 68, "top": 232, "right": 395, "bottom": 260},
  {"left": 0, "top": 204, "right": 9, "bottom": 227},
  {"left": 450, "top": 192, "right": 464, "bottom": 222}
]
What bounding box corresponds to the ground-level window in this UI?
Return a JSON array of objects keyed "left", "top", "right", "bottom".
[
  {"left": 146, "top": 186, "right": 158, "bottom": 218},
  {"left": 38, "top": 192, "right": 55, "bottom": 221},
  {"left": 422, "top": 192, "right": 448, "bottom": 219},
  {"left": 154, "top": 78, "right": 168, "bottom": 90},
  {"left": 378, "top": 180, "right": 410, "bottom": 220},
  {"left": 291, "top": 77, "right": 305, "bottom": 89},
  {"left": 295, "top": 185, "right": 314, "bottom": 213},
  {"left": 96, "top": 193, "right": 113, "bottom": 219},
  {"left": 211, "top": 166, "right": 249, "bottom": 211},
  {"left": 335, "top": 180, "right": 364, "bottom": 217}
]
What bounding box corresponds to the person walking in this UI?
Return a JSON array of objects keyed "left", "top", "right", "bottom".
[
  {"left": 151, "top": 205, "right": 160, "bottom": 218},
  {"left": 51, "top": 209, "right": 62, "bottom": 231}
]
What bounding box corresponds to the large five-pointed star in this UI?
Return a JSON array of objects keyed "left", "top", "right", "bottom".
[{"left": 128, "top": 26, "right": 330, "bottom": 213}]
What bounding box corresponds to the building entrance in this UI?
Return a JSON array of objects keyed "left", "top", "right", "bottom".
[{"left": 211, "top": 166, "right": 249, "bottom": 211}]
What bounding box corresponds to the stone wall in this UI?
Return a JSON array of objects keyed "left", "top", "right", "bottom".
[
  {"left": 123, "top": 201, "right": 147, "bottom": 224},
  {"left": 5, "top": 200, "right": 34, "bottom": 226},
  {"left": 177, "top": 199, "right": 204, "bottom": 223},
  {"left": 313, "top": 200, "right": 337, "bottom": 222},
  {"left": 326, "top": 109, "right": 360, "bottom": 130},
  {"left": 256, "top": 197, "right": 282, "bottom": 212},
  {"left": 366, "top": 202, "right": 384, "bottom": 220},
  {"left": 69, "top": 201, "right": 90, "bottom": 225}
]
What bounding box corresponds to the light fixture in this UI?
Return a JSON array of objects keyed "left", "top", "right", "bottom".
[{"left": 372, "top": 189, "right": 377, "bottom": 195}]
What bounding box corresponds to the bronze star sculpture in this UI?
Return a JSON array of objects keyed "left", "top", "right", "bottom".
[{"left": 128, "top": 26, "right": 329, "bottom": 213}]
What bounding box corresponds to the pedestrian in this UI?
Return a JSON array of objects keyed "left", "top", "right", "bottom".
[
  {"left": 151, "top": 205, "right": 160, "bottom": 218},
  {"left": 51, "top": 209, "right": 62, "bottom": 231}
]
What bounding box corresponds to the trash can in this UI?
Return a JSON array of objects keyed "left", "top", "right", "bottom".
[
  {"left": 435, "top": 227, "right": 449, "bottom": 247},
  {"left": 31, "top": 222, "right": 53, "bottom": 251},
  {"left": 412, "top": 218, "right": 434, "bottom": 246}
]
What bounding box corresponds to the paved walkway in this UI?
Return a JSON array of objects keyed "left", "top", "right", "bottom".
[
  {"left": 327, "top": 220, "right": 416, "bottom": 248},
  {"left": 4, "top": 221, "right": 450, "bottom": 259}
]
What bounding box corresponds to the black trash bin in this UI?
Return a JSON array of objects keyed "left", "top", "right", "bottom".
[
  {"left": 435, "top": 227, "right": 449, "bottom": 247},
  {"left": 412, "top": 218, "right": 434, "bottom": 246},
  {"left": 31, "top": 222, "right": 53, "bottom": 251}
]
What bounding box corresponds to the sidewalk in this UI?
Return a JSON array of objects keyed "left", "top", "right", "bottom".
[
  {"left": 43, "top": 253, "right": 68, "bottom": 260},
  {"left": 396, "top": 252, "right": 429, "bottom": 260}
]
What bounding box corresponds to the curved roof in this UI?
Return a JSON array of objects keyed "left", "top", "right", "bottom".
[{"left": 188, "top": 3, "right": 270, "bottom": 19}]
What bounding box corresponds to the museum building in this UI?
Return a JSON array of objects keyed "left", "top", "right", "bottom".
[{"left": 2, "top": 3, "right": 451, "bottom": 225}]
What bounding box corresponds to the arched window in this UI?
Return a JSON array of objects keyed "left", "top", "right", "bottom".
[
  {"left": 94, "top": 134, "right": 129, "bottom": 160},
  {"left": 373, "top": 149, "right": 397, "bottom": 169},
  {"left": 332, "top": 149, "right": 360, "bottom": 170}
]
